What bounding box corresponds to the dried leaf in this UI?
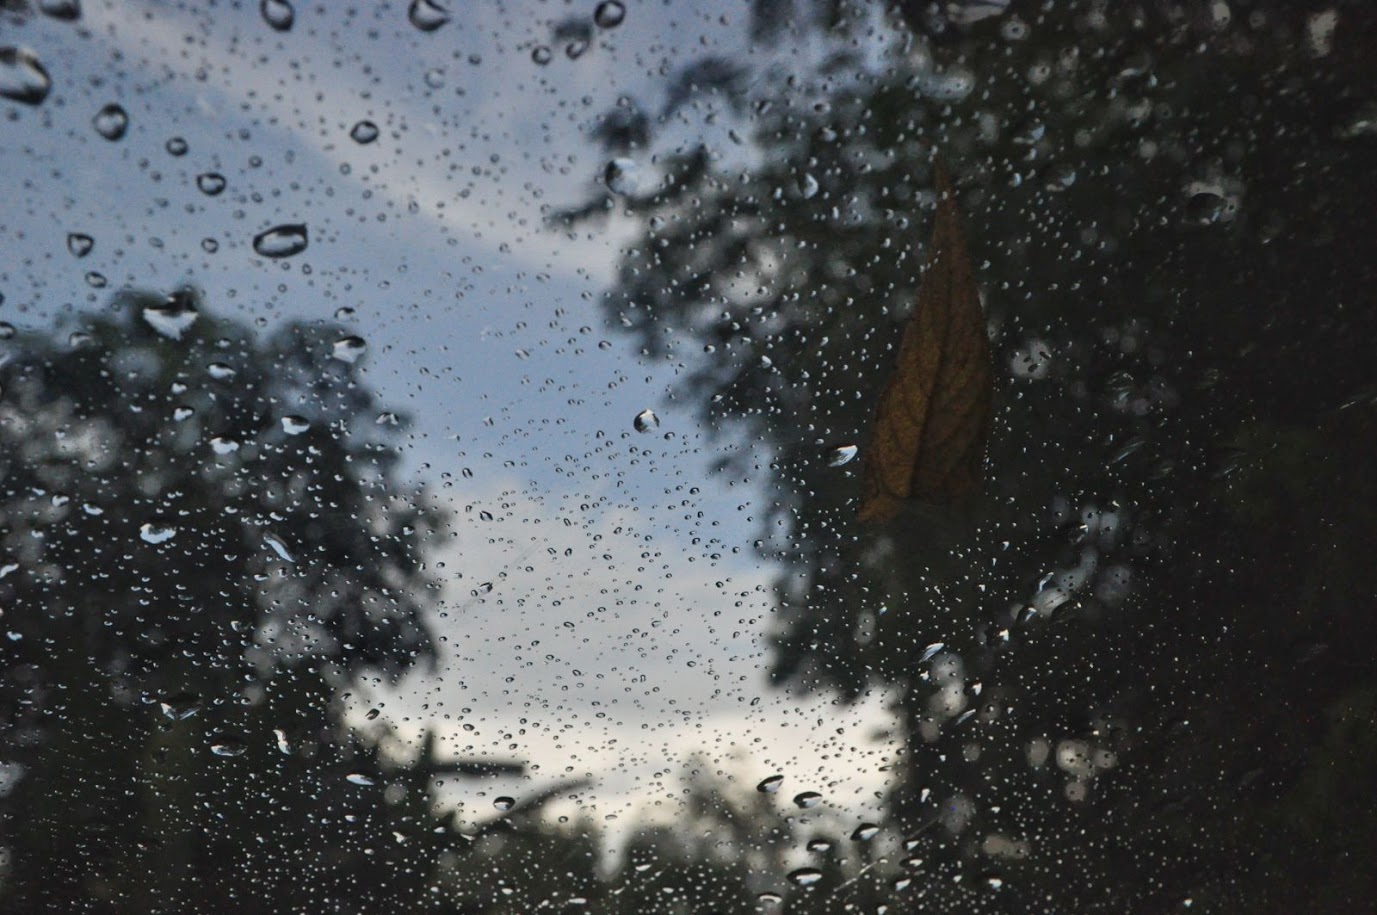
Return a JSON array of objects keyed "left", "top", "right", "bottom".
[{"left": 859, "top": 161, "right": 993, "bottom": 522}]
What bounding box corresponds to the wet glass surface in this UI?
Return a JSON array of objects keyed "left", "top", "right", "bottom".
[{"left": 2, "top": 1, "right": 1376, "bottom": 912}]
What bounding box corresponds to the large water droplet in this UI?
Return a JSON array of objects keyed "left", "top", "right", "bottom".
[
  {"left": 141, "top": 291, "right": 199, "bottom": 340},
  {"left": 0, "top": 47, "right": 53, "bottom": 106},
  {"left": 794, "top": 791, "right": 823, "bottom": 808},
  {"left": 252, "top": 223, "right": 308, "bottom": 258},
  {"left": 92, "top": 103, "right": 129, "bottom": 141},
  {"left": 493, "top": 796, "right": 515, "bottom": 812},
  {"left": 281, "top": 415, "right": 311, "bottom": 435},
  {"left": 806, "top": 838, "right": 833, "bottom": 853},
  {"left": 209, "top": 735, "right": 247, "bottom": 757},
  {"left": 603, "top": 157, "right": 640, "bottom": 195},
  {"left": 264, "top": 533, "right": 295, "bottom": 562},
  {"left": 158, "top": 693, "right": 203, "bottom": 720},
  {"left": 332, "top": 335, "right": 367, "bottom": 364},
  {"left": 140, "top": 523, "right": 177, "bottom": 545},
  {"left": 531, "top": 45, "right": 553, "bottom": 65},
  {"left": 799, "top": 173, "right": 820, "bottom": 199},
  {"left": 633, "top": 409, "right": 659, "bottom": 433},
  {"left": 67, "top": 233, "right": 94, "bottom": 258},
  {"left": 346, "top": 773, "right": 376, "bottom": 786},
  {"left": 260, "top": 0, "right": 294, "bottom": 31},
  {"left": 39, "top": 0, "right": 82, "bottom": 20},
  {"left": 207, "top": 362, "right": 236, "bottom": 380},
  {"left": 165, "top": 136, "right": 189, "bottom": 156},
  {"left": 826, "top": 444, "right": 857, "bottom": 467},
  {"left": 197, "top": 172, "right": 227, "bottom": 196},
  {"left": 593, "top": 0, "right": 625, "bottom": 28},
  {"left": 210, "top": 437, "right": 241, "bottom": 455},
  {"left": 407, "top": 0, "right": 450, "bottom": 32},
  {"left": 788, "top": 868, "right": 824, "bottom": 887},
  {"left": 851, "top": 823, "right": 880, "bottom": 841},
  {"left": 757, "top": 774, "right": 784, "bottom": 794},
  {"left": 350, "top": 120, "right": 379, "bottom": 144}
]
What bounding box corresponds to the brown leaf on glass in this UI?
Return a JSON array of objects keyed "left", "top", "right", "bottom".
[{"left": 859, "top": 161, "right": 993, "bottom": 522}]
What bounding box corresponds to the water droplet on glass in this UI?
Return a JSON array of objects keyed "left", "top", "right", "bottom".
[
  {"left": 423, "top": 68, "right": 445, "bottom": 89},
  {"left": 919, "top": 642, "right": 945, "bottom": 664},
  {"left": 603, "top": 158, "right": 640, "bottom": 195},
  {"left": 493, "top": 796, "right": 515, "bottom": 812},
  {"left": 210, "top": 437, "right": 240, "bottom": 455},
  {"left": 207, "top": 362, "right": 236, "bottom": 380},
  {"left": 260, "top": 0, "right": 294, "bottom": 31},
  {"left": 593, "top": 0, "right": 625, "bottom": 28},
  {"left": 140, "top": 523, "right": 177, "bottom": 545},
  {"left": 757, "top": 892, "right": 783, "bottom": 905},
  {"left": 273, "top": 729, "right": 291, "bottom": 754},
  {"left": 252, "top": 223, "right": 308, "bottom": 258},
  {"left": 799, "top": 173, "right": 819, "bottom": 199},
  {"left": 788, "top": 868, "right": 824, "bottom": 887},
  {"left": 365, "top": 708, "right": 381, "bottom": 721},
  {"left": 983, "top": 874, "right": 1005, "bottom": 890},
  {"left": 407, "top": 0, "right": 450, "bottom": 32},
  {"left": 633, "top": 409, "right": 659, "bottom": 433},
  {"left": 794, "top": 791, "right": 823, "bottom": 808},
  {"left": 159, "top": 693, "right": 203, "bottom": 720},
  {"left": 264, "top": 533, "right": 295, "bottom": 562},
  {"left": 165, "top": 136, "right": 188, "bottom": 156},
  {"left": 332, "top": 335, "right": 367, "bottom": 364},
  {"left": 531, "top": 45, "right": 553, "bottom": 65},
  {"left": 197, "top": 172, "right": 227, "bottom": 196},
  {"left": 0, "top": 47, "right": 53, "bottom": 106},
  {"left": 806, "top": 838, "right": 833, "bottom": 853},
  {"left": 851, "top": 823, "right": 880, "bottom": 841},
  {"left": 350, "top": 120, "right": 379, "bottom": 144},
  {"left": 565, "top": 39, "right": 589, "bottom": 60},
  {"left": 67, "top": 233, "right": 94, "bottom": 258},
  {"left": 1185, "top": 192, "right": 1226, "bottom": 226},
  {"left": 281, "top": 415, "right": 310, "bottom": 435},
  {"left": 209, "top": 735, "right": 246, "bottom": 757},
  {"left": 141, "top": 291, "right": 199, "bottom": 340},
  {"left": 172, "top": 406, "right": 194, "bottom": 422},
  {"left": 826, "top": 444, "right": 857, "bottom": 467},
  {"left": 757, "top": 774, "right": 784, "bottom": 794},
  {"left": 346, "top": 773, "right": 376, "bottom": 786},
  {"left": 39, "top": 0, "right": 82, "bottom": 20},
  {"left": 92, "top": 103, "right": 129, "bottom": 141},
  {"left": 0, "top": 323, "right": 15, "bottom": 341}
]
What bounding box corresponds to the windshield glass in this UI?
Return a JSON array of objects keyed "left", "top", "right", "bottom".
[{"left": 3, "top": 1, "right": 1375, "bottom": 912}]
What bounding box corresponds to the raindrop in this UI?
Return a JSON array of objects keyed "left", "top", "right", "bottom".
[
  {"left": 346, "top": 773, "right": 376, "bottom": 786},
  {"left": 919, "top": 642, "right": 945, "bottom": 663},
  {"left": 757, "top": 892, "right": 783, "bottom": 905},
  {"left": 140, "top": 523, "right": 177, "bottom": 545},
  {"left": 281, "top": 415, "right": 311, "bottom": 435},
  {"left": 983, "top": 874, "right": 1005, "bottom": 890},
  {"left": 407, "top": 0, "right": 450, "bottom": 32},
  {"left": 799, "top": 173, "right": 820, "bottom": 199},
  {"left": 252, "top": 223, "right": 308, "bottom": 258},
  {"left": 264, "top": 533, "right": 295, "bottom": 563},
  {"left": 756, "top": 774, "right": 784, "bottom": 794},
  {"left": 603, "top": 158, "right": 640, "bottom": 195},
  {"left": 851, "top": 823, "right": 880, "bottom": 841},
  {"left": 806, "top": 838, "right": 833, "bottom": 853},
  {"left": 788, "top": 868, "right": 824, "bottom": 887},
  {"left": 565, "top": 39, "right": 589, "bottom": 60},
  {"left": 92, "top": 103, "right": 129, "bottom": 141},
  {"left": 1185, "top": 192, "right": 1226, "bottom": 226},
  {"left": 493, "top": 796, "right": 515, "bottom": 812},
  {"left": 332, "top": 335, "right": 367, "bottom": 364},
  {"left": 794, "top": 792, "right": 823, "bottom": 808},
  {"left": 365, "top": 708, "right": 381, "bottom": 721},
  {"left": 165, "top": 136, "right": 188, "bottom": 156},
  {"left": 260, "top": 0, "right": 294, "bottom": 31},
  {"left": 67, "top": 233, "right": 94, "bottom": 258},
  {"left": 633, "top": 409, "right": 659, "bottom": 433},
  {"left": 159, "top": 693, "right": 203, "bottom": 720},
  {"left": 350, "top": 120, "right": 379, "bottom": 144},
  {"left": 273, "top": 729, "right": 291, "bottom": 754},
  {"left": 197, "top": 172, "right": 227, "bottom": 196},
  {"left": 826, "top": 444, "right": 857, "bottom": 467},
  {"left": 38, "top": 0, "right": 82, "bottom": 20},
  {"left": 0, "top": 323, "right": 15, "bottom": 340},
  {"left": 210, "top": 437, "right": 240, "bottom": 455},
  {"left": 0, "top": 47, "right": 53, "bottom": 106},
  {"left": 207, "top": 362, "right": 236, "bottom": 380},
  {"left": 531, "top": 45, "right": 553, "bottom": 65},
  {"left": 141, "top": 291, "right": 199, "bottom": 339},
  {"left": 172, "top": 406, "right": 194, "bottom": 422},
  {"left": 209, "top": 735, "right": 246, "bottom": 757},
  {"left": 593, "top": 0, "right": 625, "bottom": 28}
]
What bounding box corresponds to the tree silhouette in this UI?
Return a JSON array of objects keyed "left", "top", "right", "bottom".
[
  {"left": 0, "top": 289, "right": 451, "bottom": 911},
  {"left": 562, "top": 1, "right": 1377, "bottom": 909}
]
